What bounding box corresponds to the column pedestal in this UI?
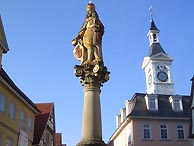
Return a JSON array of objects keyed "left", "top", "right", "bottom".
[{"left": 77, "top": 139, "right": 107, "bottom": 146}]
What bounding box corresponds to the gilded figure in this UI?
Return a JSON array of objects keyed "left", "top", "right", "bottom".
[{"left": 72, "top": 2, "right": 104, "bottom": 65}]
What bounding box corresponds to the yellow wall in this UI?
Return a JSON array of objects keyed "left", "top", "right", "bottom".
[{"left": 0, "top": 79, "right": 36, "bottom": 146}]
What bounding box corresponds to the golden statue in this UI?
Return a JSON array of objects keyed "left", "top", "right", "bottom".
[{"left": 72, "top": 2, "right": 104, "bottom": 65}]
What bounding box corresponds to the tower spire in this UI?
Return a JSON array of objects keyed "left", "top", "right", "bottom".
[
  {"left": 148, "top": 5, "right": 159, "bottom": 31},
  {"left": 142, "top": 5, "right": 175, "bottom": 95}
]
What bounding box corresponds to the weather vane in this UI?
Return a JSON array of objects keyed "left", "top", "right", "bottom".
[{"left": 149, "top": 5, "right": 153, "bottom": 20}]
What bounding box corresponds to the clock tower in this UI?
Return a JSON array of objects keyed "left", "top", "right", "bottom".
[{"left": 142, "top": 18, "right": 175, "bottom": 95}]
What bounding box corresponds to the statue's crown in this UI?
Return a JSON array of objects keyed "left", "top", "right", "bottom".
[{"left": 87, "top": 2, "right": 95, "bottom": 10}]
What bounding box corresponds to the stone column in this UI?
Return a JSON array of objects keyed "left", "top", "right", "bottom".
[
  {"left": 72, "top": 2, "right": 109, "bottom": 145},
  {"left": 82, "top": 86, "right": 102, "bottom": 139},
  {"left": 74, "top": 63, "right": 109, "bottom": 146}
]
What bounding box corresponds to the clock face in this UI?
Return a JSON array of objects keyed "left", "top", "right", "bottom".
[
  {"left": 157, "top": 71, "right": 168, "bottom": 82},
  {"left": 148, "top": 74, "right": 152, "bottom": 85}
]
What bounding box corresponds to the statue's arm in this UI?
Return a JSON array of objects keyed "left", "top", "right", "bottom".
[
  {"left": 72, "top": 20, "right": 87, "bottom": 46},
  {"left": 78, "top": 20, "right": 87, "bottom": 38}
]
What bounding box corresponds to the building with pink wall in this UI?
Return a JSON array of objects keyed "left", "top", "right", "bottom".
[
  {"left": 189, "top": 77, "right": 194, "bottom": 146},
  {"left": 108, "top": 93, "right": 192, "bottom": 146},
  {"left": 108, "top": 10, "right": 192, "bottom": 146}
]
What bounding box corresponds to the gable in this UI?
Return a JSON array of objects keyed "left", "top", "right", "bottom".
[
  {"left": 33, "top": 103, "right": 55, "bottom": 145},
  {"left": 150, "top": 52, "right": 173, "bottom": 61},
  {"left": 33, "top": 113, "right": 50, "bottom": 144}
]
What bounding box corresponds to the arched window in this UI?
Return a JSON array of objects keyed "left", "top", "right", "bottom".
[{"left": 153, "top": 34, "right": 157, "bottom": 42}]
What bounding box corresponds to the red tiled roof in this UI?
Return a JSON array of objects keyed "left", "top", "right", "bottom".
[
  {"left": 33, "top": 103, "right": 54, "bottom": 145},
  {"left": 35, "top": 102, "right": 54, "bottom": 114}
]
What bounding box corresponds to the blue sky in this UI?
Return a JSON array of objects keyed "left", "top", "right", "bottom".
[{"left": 1, "top": 0, "right": 194, "bottom": 146}]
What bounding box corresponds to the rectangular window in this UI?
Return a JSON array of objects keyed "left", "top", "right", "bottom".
[
  {"left": 160, "top": 124, "right": 168, "bottom": 140},
  {"left": 149, "top": 98, "right": 156, "bottom": 109},
  {"left": 9, "top": 102, "right": 16, "bottom": 119},
  {"left": 18, "top": 130, "right": 28, "bottom": 146},
  {"left": 28, "top": 117, "right": 33, "bottom": 132},
  {"left": 177, "top": 124, "right": 185, "bottom": 140},
  {"left": 20, "top": 111, "right": 26, "bottom": 130},
  {"left": 0, "top": 94, "right": 6, "bottom": 112},
  {"left": 150, "top": 99, "right": 155, "bottom": 108},
  {"left": 6, "top": 137, "right": 12, "bottom": 146},
  {"left": 169, "top": 96, "right": 183, "bottom": 111},
  {"left": 142, "top": 124, "right": 151, "bottom": 139},
  {"left": 174, "top": 99, "right": 181, "bottom": 111},
  {"left": 128, "top": 134, "right": 131, "bottom": 144}
]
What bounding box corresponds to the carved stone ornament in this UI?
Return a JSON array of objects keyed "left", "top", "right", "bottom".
[{"left": 74, "top": 61, "right": 110, "bottom": 87}]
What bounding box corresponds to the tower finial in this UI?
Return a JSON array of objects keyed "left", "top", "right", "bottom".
[
  {"left": 149, "top": 5, "right": 153, "bottom": 20},
  {"left": 89, "top": 0, "right": 92, "bottom": 4}
]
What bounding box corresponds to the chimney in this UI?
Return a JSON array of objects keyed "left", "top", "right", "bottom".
[
  {"left": 116, "top": 114, "right": 121, "bottom": 128},
  {"left": 125, "top": 100, "right": 130, "bottom": 116},
  {"left": 120, "top": 108, "right": 126, "bottom": 123}
]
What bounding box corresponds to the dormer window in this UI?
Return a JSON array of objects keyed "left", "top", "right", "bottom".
[
  {"left": 174, "top": 99, "right": 181, "bottom": 110},
  {"left": 169, "top": 95, "right": 183, "bottom": 112},
  {"left": 149, "top": 98, "right": 158, "bottom": 110},
  {"left": 150, "top": 98, "right": 156, "bottom": 109},
  {"left": 145, "top": 94, "right": 158, "bottom": 111}
]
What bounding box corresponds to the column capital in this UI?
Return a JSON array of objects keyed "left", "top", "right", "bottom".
[{"left": 74, "top": 61, "right": 110, "bottom": 87}]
